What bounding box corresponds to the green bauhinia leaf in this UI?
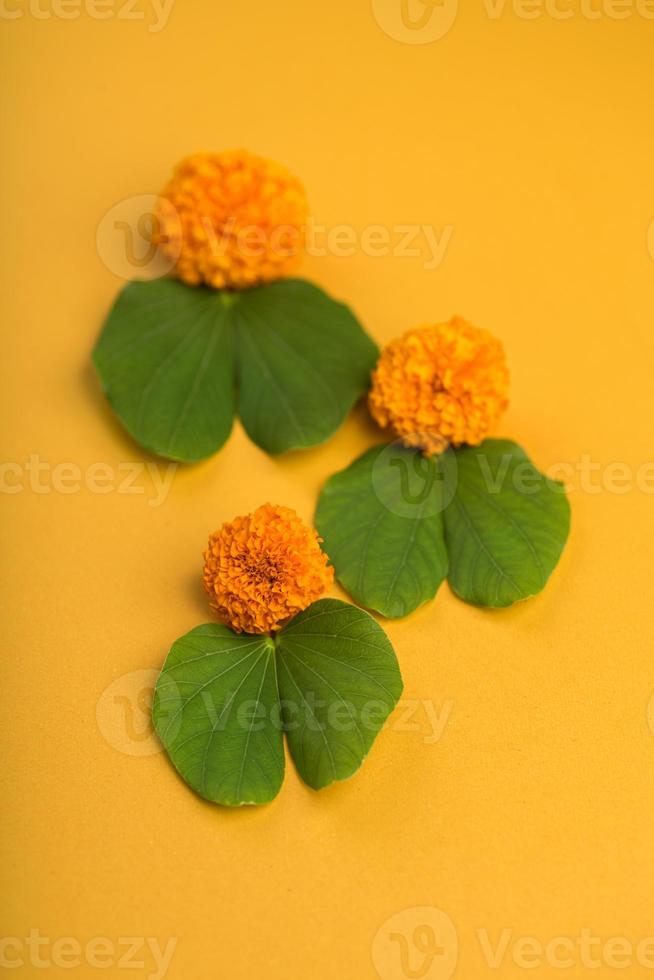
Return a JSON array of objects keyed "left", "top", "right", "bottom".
[
  {"left": 235, "top": 279, "right": 378, "bottom": 453},
  {"left": 94, "top": 277, "right": 377, "bottom": 462},
  {"left": 441, "top": 439, "right": 570, "bottom": 607},
  {"left": 93, "top": 279, "right": 236, "bottom": 463},
  {"left": 315, "top": 445, "right": 448, "bottom": 618},
  {"left": 275, "top": 599, "right": 403, "bottom": 790},
  {"left": 152, "top": 625, "right": 284, "bottom": 806},
  {"left": 152, "top": 601, "right": 403, "bottom": 804}
]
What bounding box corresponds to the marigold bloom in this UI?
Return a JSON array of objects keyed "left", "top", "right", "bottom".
[
  {"left": 154, "top": 150, "right": 308, "bottom": 289},
  {"left": 368, "top": 317, "right": 509, "bottom": 456},
  {"left": 203, "top": 503, "right": 334, "bottom": 634}
]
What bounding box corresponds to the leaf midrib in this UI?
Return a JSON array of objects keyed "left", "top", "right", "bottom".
[
  {"left": 165, "top": 307, "right": 228, "bottom": 453},
  {"left": 243, "top": 304, "right": 342, "bottom": 421},
  {"left": 237, "top": 309, "right": 307, "bottom": 443}
]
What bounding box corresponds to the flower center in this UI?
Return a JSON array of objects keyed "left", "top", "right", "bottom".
[{"left": 243, "top": 553, "right": 280, "bottom": 585}]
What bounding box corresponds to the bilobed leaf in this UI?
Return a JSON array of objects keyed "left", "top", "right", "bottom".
[
  {"left": 275, "top": 599, "right": 403, "bottom": 790},
  {"left": 236, "top": 279, "right": 378, "bottom": 453},
  {"left": 315, "top": 445, "right": 448, "bottom": 618},
  {"left": 152, "top": 602, "right": 403, "bottom": 805},
  {"left": 442, "top": 439, "right": 570, "bottom": 607},
  {"left": 93, "top": 279, "right": 235, "bottom": 462},
  {"left": 94, "top": 277, "right": 377, "bottom": 462},
  {"left": 152, "top": 625, "right": 284, "bottom": 806}
]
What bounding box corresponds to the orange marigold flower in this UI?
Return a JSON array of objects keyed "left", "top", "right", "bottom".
[
  {"left": 153, "top": 150, "right": 308, "bottom": 289},
  {"left": 368, "top": 316, "right": 509, "bottom": 456},
  {"left": 203, "top": 503, "right": 334, "bottom": 634}
]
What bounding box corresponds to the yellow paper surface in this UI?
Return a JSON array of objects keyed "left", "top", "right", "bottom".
[{"left": 3, "top": 2, "right": 654, "bottom": 977}]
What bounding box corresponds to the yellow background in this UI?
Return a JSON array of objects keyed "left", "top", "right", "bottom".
[{"left": 3, "top": 1, "right": 654, "bottom": 977}]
